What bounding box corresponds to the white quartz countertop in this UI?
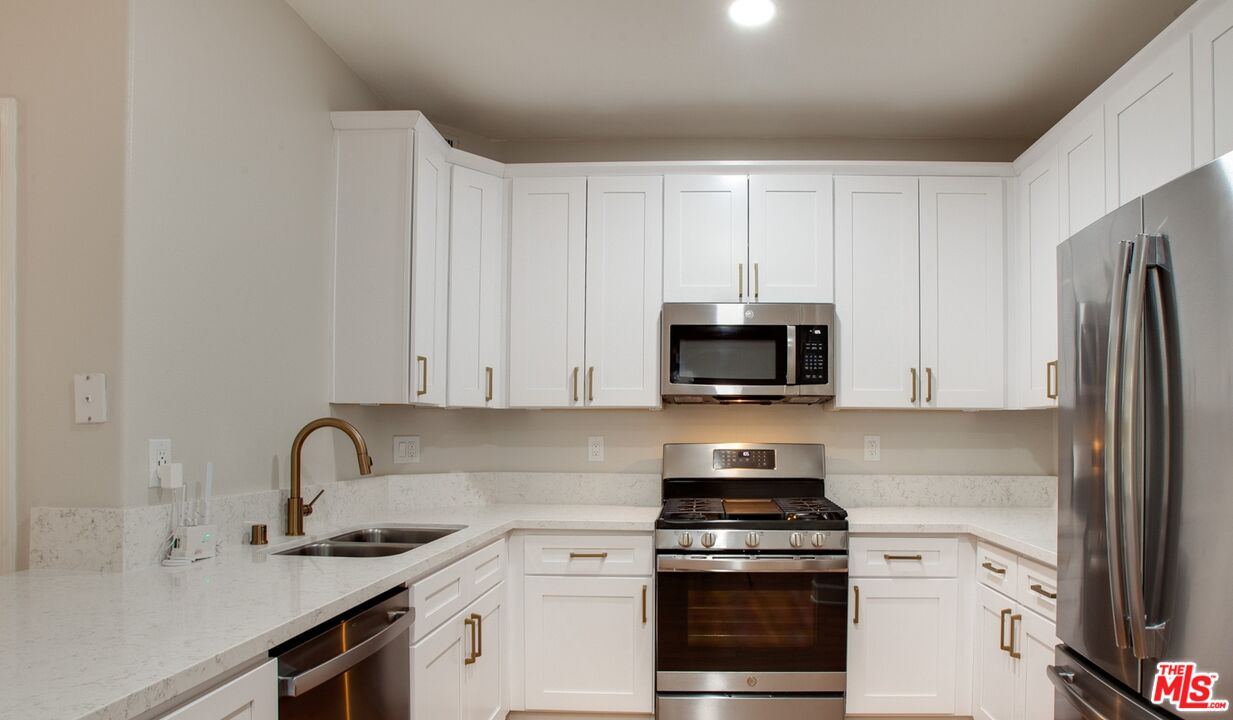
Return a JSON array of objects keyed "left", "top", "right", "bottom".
[
  {"left": 0, "top": 504, "right": 659, "bottom": 720},
  {"left": 848, "top": 506, "right": 1057, "bottom": 566}
]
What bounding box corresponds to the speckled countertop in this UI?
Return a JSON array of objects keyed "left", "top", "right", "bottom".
[{"left": 0, "top": 503, "right": 1055, "bottom": 720}]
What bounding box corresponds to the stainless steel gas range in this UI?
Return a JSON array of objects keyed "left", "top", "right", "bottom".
[{"left": 654, "top": 443, "right": 848, "bottom": 720}]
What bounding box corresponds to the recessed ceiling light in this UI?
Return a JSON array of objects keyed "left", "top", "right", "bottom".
[{"left": 728, "top": 0, "right": 776, "bottom": 28}]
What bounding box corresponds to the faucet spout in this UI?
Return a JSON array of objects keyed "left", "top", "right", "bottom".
[{"left": 287, "top": 417, "right": 373, "bottom": 536}]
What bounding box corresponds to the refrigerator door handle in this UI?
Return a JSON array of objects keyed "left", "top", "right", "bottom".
[{"left": 1104, "top": 240, "right": 1133, "bottom": 651}]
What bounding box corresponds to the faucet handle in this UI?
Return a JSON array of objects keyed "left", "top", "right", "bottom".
[{"left": 303, "top": 489, "right": 325, "bottom": 516}]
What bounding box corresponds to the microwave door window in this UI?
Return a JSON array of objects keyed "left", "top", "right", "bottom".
[{"left": 671, "top": 326, "right": 788, "bottom": 385}]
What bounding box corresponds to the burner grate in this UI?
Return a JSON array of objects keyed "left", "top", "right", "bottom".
[{"left": 775, "top": 497, "right": 848, "bottom": 521}]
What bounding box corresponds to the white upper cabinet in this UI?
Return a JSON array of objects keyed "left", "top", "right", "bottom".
[
  {"left": 412, "top": 128, "right": 452, "bottom": 406},
  {"left": 748, "top": 174, "right": 835, "bottom": 303},
  {"left": 1057, "top": 108, "right": 1107, "bottom": 239},
  {"left": 509, "top": 177, "right": 587, "bottom": 408},
  {"left": 448, "top": 166, "right": 506, "bottom": 408},
  {"left": 584, "top": 176, "right": 663, "bottom": 408},
  {"left": 919, "top": 177, "right": 1005, "bottom": 409},
  {"left": 1194, "top": 0, "right": 1233, "bottom": 164},
  {"left": 1014, "top": 151, "right": 1061, "bottom": 409},
  {"left": 835, "top": 176, "right": 921, "bottom": 409},
  {"left": 1105, "top": 37, "right": 1193, "bottom": 208},
  {"left": 663, "top": 175, "right": 749, "bottom": 302}
]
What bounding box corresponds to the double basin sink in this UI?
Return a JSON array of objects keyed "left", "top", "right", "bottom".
[{"left": 274, "top": 525, "right": 463, "bottom": 558}]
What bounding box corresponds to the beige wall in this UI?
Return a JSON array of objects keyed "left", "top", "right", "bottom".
[
  {"left": 119, "top": 0, "right": 382, "bottom": 504},
  {"left": 333, "top": 405, "right": 1058, "bottom": 478},
  {"left": 0, "top": 0, "right": 131, "bottom": 564}
]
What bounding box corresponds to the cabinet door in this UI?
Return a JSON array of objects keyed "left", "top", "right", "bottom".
[
  {"left": 509, "top": 177, "right": 587, "bottom": 407},
  {"left": 584, "top": 176, "right": 663, "bottom": 408},
  {"left": 1015, "top": 151, "right": 1061, "bottom": 409},
  {"left": 1105, "top": 37, "right": 1193, "bottom": 208},
  {"left": 331, "top": 128, "right": 414, "bottom": 404},
  {"left": 749, "top": 174, "right": 835, "bottom": 303},
  {"left": 920, "top": 177, "right": 1005, "bottom": 409},
  {"left": 847, "top": 578, "right": 957, "bottom": 714},
  {"left": 412, "top": 128, "right": 452, "bottom": 406},
  {"left": 834, "top": 176, "right": 921, "bottom": 409},
  {"left": 465, "top": 587, "right": 506, "bottom": 720},
  {"left": 1015, "top": 609, "right": 1057, "bottom": 720},
  {"left": 973, "top": 585, "right": 1018, "bottom": 720},
  {"left": 448, "top": 166, "right": 506, "bottom": 408},
  {"left": 159, "top": 661, "right": 276, "bottom": 720},
  {"left": 524, "top": 575, "right": 653, "bottom": 713},
  {"left": 411, "top": 609, "right": 467, "bottom": 720},
  {"left": 1194, "top": 0, "right": 1233, "bottom": 164},
  {"left": 663, "top": 175, "right": 749, "bottom": 302},
  {"left": 1058, "top": 108, "right": 1107, "bottom": 239}
]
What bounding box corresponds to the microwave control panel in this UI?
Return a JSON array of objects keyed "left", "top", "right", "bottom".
[{"left": 797, "top": 326, "right": 829, "bottom": 384}]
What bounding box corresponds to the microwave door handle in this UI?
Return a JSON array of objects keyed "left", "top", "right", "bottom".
[
  {"left": 1104, "top": 240, "right": 1132, "bottom": 651},
  {"left": 785, "top": 327, "right": 796, "bottom": 385}
]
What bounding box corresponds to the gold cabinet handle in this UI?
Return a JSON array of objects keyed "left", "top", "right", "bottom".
[
  {"left": 1046, "top": 360, "right": 1059, "bottom": 399},
  {"left": 485, "top": 366, "right": 493, "bottom": 402},
  {"left": 999, "top": 608, "right": 1012, "bottom": 652},
  {"left": 571, "top": 367, "right": 579, "bottom": 403},
  {"left": 754, "top": 262, "right": 760, "bottom": 300},
  {"left": 738, "top": 263, "right": 744, "bottom": 301},
  {"left": 982, "top": 561, "right": 1007, "bottom": 576},
  {"left": 1009, "top": 613, "right": 1023, "bottom": 659},
  {"left": 464, "top": 616, "right": 478, "bottom": 665},
  {"left": 884, "top": 553, "right": 923, "bottom": 561},
  {"left": 416, "top": 356, "right": 428, "bottom": 397},
  {"left": 471, "top": 612, "right": 483, "bottom": 658},
  {"left": 641, "top": 585, "right": 648, "bottom": 625},
  {"left": 1030, "top": 583, "right": 1058, "bottom": 600},
  {"left": 853, "top": 585, "right": 860, "bottom": 624},
  {"left": 587, "top": 367, "right": 595, "bottom": 403},
  {"left": 569, "top": 551, "right": 609, "bottom": 559},
  {"left": 925, "top": 367, "right": 934, "bottom": 403},
  {"left": 910, "top": 368, "right": 918, "bottom": 404}
]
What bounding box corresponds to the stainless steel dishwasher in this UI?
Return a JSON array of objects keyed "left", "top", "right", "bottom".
[{"left": 273, "top": 586, "right": 413, "bottom": 719}]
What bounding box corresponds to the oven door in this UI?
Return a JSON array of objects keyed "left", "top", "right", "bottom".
[
  {"left": 655, "top": 554, "right": 847, "bottom": 693},
  {"left": 664, "top": 323, "right": 793, "bottom": 398}
]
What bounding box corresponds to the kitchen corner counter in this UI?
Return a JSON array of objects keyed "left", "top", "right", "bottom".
[
  {"left": 0, "top": 504, "right": 659, "bottom": 720},
  {"left": 847, "top": 506, "right": 1057, "bottom": 566}
]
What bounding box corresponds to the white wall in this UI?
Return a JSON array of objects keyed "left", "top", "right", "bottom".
[
  {"left": 0, "top": 0, "right": 131, "bottom": 565},
  {"left": 120, "top": 0, "right": 383, "bottom": 505}
]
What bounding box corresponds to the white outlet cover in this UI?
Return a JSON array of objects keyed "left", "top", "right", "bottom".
[
  {"left": 394, "top": 436, "right": 421, "bottom": 464},
  {"left": 73, "top": 373, "right": 107, "bottom": 424},
  {"left": 587, "top": 436, "right": 604, "bottom": 462},
  {"left": 148, "top": 439, "right": 172, "bottom": 487},
  {"left": 863, "top": 435, "right": 881, "bottom": 462}
]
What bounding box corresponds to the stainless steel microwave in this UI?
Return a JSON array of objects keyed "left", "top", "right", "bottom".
[{"left": 661, "top": 303, "right": 835, "bottom": 404}]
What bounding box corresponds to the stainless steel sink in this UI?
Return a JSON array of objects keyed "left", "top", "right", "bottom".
[
  {"left": 274, "top": 542, "right": 418, "bottom": 558},
  {"left": 328, "top": 526, "right": 461, "bottom": 545}
]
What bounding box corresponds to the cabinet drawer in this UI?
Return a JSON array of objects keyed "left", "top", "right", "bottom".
[
  {"left": 464, "top": 537, "right": 506, "bottom": 600},
  {"left": 1016, "top": 555, "right": 1058, "bottom": 621},
  {"left": 412, "top": 539, "right": 506, "bottom": 641},
  {"left": 848, "top": 536, "right": 958, "bottom": 578},
  {"left": 523, "top": 534, "right": 653, "bottom": 576},
  {"left": 976, "top": 542, "right": 1019, "bottom": 596}
]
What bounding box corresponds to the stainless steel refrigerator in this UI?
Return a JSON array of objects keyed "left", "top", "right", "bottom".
[{"left": 1055, "top": 152, "right": 1233, "bottom": 719}]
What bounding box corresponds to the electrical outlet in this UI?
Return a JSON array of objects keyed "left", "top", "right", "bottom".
[
  {"left": 394, "top": 436, "right": 420, "bottom": 464},
  {"left": 863, "top": 435, "right": 881, "bottom": 462},
  {"left": 587, "top": 436, "right": 604, "bottom": 462},
  {"left": 148, "top": 439, "right": 172, "bottom": 487}
]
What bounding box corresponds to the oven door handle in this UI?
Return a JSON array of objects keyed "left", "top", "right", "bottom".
[{"left": 656, "top": 555, "right": 848, "bottom": 573}]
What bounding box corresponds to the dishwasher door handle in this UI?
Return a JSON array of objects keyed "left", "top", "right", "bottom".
[{"left": 278, "top": 607, "right": 414, "bottom": 697}]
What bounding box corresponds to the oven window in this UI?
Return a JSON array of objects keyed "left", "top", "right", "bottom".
[
  {"left": 656, "top": 569, "right": 847, "bottom": 672},
  {"left": 670, "top": 325, "right": 788, "bottom": 385}
]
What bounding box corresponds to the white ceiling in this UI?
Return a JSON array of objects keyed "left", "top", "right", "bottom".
[{"left": 286, "top": 0, "right": 1194, "bottom": 144}]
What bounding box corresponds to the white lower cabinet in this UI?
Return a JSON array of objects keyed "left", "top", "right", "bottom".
[
  {"left": 523, "top": 574, "right": 654, "bottom": 713},
  {"left": 973, "top": 571, "right": 1057, "bottom": 720},
  {"left": 411, "top": 584, "right": 505, "bottom": 720},
  {"left": 157, "top": 660, "right": 277, "bottom": 720},
  {"left": 847, "top": 577, "right": 959, "bottom": 714}
]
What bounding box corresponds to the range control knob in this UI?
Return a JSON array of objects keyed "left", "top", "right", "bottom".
[
  {"left": 677, "top": 533, "right": 693, "bottom": 548},
  {"left": 789, "top": 532, "right": 804, "bottom": 549},
  {"left": 701, "top": 532, "right": 717, "bottom": 549},
  {"left": 746, "top": 532, "right": 761, "bottom": 548},
  {"left": 812, "top": 532, "right": 828, "bottom": 549}
]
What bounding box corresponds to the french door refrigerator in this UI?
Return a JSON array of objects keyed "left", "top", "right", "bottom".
[{"left": 1055, "top": 151, "right": 1233, "bottom": 719}]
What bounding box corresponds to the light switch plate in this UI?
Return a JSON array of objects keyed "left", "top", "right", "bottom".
[
  {"left": 394, "top": 436, "right": 420, "bottom": 464},
  {"left": 863, "top": 435, "right": 881, "bottom": 462},
  {"left": 73, "top": 373, "right": 107, "bottom": 424}
]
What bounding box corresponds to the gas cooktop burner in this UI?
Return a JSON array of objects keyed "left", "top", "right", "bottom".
[{"left": 659, "top": 496, "right": 848, "bottom": 524}]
